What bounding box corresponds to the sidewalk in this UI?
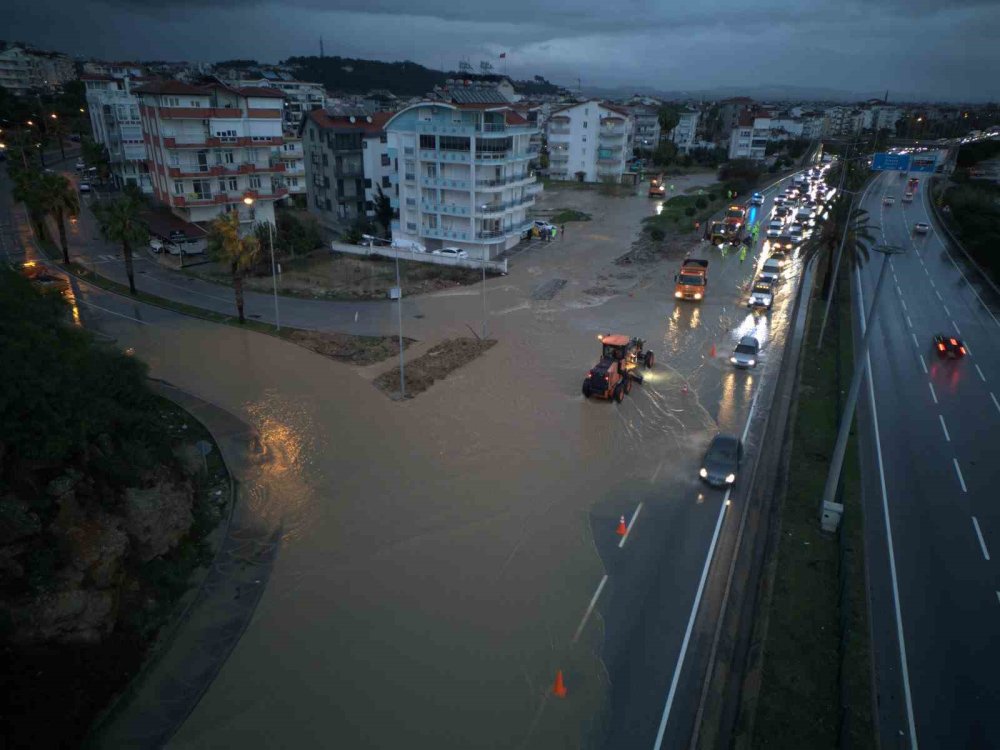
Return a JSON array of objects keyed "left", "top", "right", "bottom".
[{"left": 90, "top": 382, "right": 283, "bottom": 749}]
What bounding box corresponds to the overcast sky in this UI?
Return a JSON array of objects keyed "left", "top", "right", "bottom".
[{"left": 6, "top": 0, "right": 1000, "bottom": 101}]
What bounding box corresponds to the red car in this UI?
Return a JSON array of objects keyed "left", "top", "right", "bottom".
[{"left": 933, "top": 334, "right": 966, "bottom": 359}]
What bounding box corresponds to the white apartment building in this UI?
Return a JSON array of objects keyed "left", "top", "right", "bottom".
[
  {"left": 627, "top": 105, "right": 661, "bottom": 152},
  {"left": 767, "top": 117, "right": 804, "bottom": 141},
  {"left": 824, "top": 106, "right": 865, "bottom": 136},
  {"left": 0, "top": 46, "right": 75, "bottom": 96},
  {"left": 301, "top": 110, "right": 393, "bottom": 232},
  {"left": 217, "top": 71, "right": 327, "bottom": 133},
  {"left": 273, "top": 135, "right": 306, "bottom": 200},
  {"left": 728, "top": 112, "right": 771, "bottom": 160},
  {"left": 546, "top": 100, "right": 633, "bottom": 183},
  {"left": 137, "top": 80, "right": 286, "bottom": 228},
  {"left": 386, "top": 102, "right": 541, "bottom": 258},
  {"left": 83, "top": 74, "right": 153, "bottom": 194},
  {"left": 83, "top": 61, "right": 147, "bottom": 79},
  {"left": 668, "top": 109, "right": 700, "bottom": 153}
]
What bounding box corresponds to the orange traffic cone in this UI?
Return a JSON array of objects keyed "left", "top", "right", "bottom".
[
  {"left": 553, "top": 670, "right": 567, "bottom": 698},
  {"left": 709, "top": 343, "right": 717, "bottom": 358},
  {"left": 616, "top": 516, "right": 627, "bottom": 536},
  {"left": 682, "top": 384, "right": 689, "bottom": 394}
]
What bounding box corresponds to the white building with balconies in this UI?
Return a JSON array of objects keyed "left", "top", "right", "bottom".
[
  {"left": 546, "top": 100, "right": 633, "bottom": 183},
  {"left": 137, "top": 80, "right": 287, "bottom": 228},
  {"left": 385, "top": 102, "right": 541, "bottom": 258},
  {"left": 728, "top": 112, "right": 771, "bottom": 161},
  {"left": 83, "top": 74, "right": 153, "bottom": 194},
  {"left": 668, "top": 109, "right": 700, "bottom": 153}
]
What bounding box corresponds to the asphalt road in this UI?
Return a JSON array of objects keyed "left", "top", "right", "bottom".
[
  {"left": 856, "top": 164, "right": 1000, "bottom": 750},
  {"left": 3, "top": 161, "right": 815, "bottom": 749}
]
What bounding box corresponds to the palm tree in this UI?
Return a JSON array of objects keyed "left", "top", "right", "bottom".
[
  {"left": 208, "top": 211, "right": 261, "bottom": 324},
  {"left": 94, "top": 191, "right": 147, "bottom": 295},
  {"left": 40, "top": 173, "right": 80, "bottom": 264},
  {"left": 10, "top": 167, "right": 49, "bottom": 241}
]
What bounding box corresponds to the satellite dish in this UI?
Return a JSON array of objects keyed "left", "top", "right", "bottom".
[
  {"left": 349, "top": 115, "right": 356, "bottom": 123},
  {"left": 366, "top": 115, "right": 372, "bottom": 123}
]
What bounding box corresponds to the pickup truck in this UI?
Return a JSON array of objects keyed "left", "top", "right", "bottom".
[{"left": 674, "top": 258, "right": 709, "bottom": 301}]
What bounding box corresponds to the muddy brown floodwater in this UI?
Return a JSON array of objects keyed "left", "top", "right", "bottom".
[{"left": 79, "top": 175, "right": 802, "bottom": 749}]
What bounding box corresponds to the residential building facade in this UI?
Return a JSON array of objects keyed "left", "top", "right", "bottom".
[
  {"left": 386, "top": 102, "right": 541, "bottom": 258},
  {"left": 301, "top": 111, "right": 393, "bottom": 233},
  {"left": 137, "top": 81, "right": 287, "bottom": 228},
  {"left": 728, "top": 112, "right": 771, "bottom": 160},
  {"left": 0, "top": 46, "right": 75, "bottom": 96},
  {"left": 628, "top": 105, "right": 661, "bottom": 152},
  {"left": 83, "top": 74, "right": 153, "bottom": 194},
  {"left": 546, "top": 100, "right": 633, "bottom": 183},
  {"left": 668, "top": 109, "right": 700, "bottom": 153}
]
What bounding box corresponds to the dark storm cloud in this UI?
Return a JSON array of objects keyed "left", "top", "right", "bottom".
[{"left": 7, "top": 0, "right": 1000, "bottom": 100}]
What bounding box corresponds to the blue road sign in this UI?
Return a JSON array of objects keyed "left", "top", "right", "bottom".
[
  {"left": 872, "top": 152, "right": 911, "bottom": 172},
  {"left": 909, "top": 155, "right": 938, "bottom": 173}
]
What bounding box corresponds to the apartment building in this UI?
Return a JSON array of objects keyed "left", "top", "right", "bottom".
[
  {"left": 273, "top": 135, "right": 306, "bottom": 200},
  {"left": 386, "top": 102, "right": 541, "bottom": 258},
  {"left": 0, "top": 45, "right": 75, "bottom": 96},
  {"left": 300, "top": 110, "right": 393, "bottom": 232},
  {"left": 628, "top": 105, "right": 661, "bottom": 152},
  {"left": 83, "top": 61, "right": 147, "bottom": 79},
  {"left": 137, "top": 80, "right": 287, "bottom": 228},
  {"left": 668, "top": 109, "right": 700, "bottom": 153},
  {"left": 216, "top": 69, "right": 327, "bottom": 133},
  {"left": 83, "top": 74, "right": 153, "bottom": 194},
  {"left": 728, "top": 112, "right": 771, "bottom": 160},
  {"left": 546, "top": 100, "right": 633, "bottom": 183},
  {"left": 824, "top": 106, "right": 865, "bottom": 136}
]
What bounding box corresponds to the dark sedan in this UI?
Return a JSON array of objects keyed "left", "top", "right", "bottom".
[{"left": 699, "top": 434, "right": 743, "bottom": 487}]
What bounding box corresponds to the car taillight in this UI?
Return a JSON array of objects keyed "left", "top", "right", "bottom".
[
  {"left": 950, "top": 338, "right": 958, "bottom": 345},
  {"left": 960, "top": 347, "right": 967, "bottom": 354},
  {"left": 937, "top": 343, "right": 945, "bottom": 351}
]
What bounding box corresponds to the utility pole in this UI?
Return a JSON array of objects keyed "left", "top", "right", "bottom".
[
  {"left": 395, "top": 254, "right": 406, "bottom": 399},
  {"left": 820, "top": 244, "right": 904, "bottom": 531}
]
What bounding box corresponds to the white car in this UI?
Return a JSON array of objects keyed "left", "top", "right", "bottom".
[
  {"left": 902, "top": 192, "right": 914, "bottom": 203},
  {"left": 391, "top": 238, "right": 427, "bottom": 254},
  {"left": 759, "top": 258, "right": 783, "bottom": 283},
  {"left": 914, "top": 222, "right": 931, "bottom": 234},
  {"left": 433, "top": 246, "right": 469, "bottom": 259},
  {"left": 766, "top": 220, "right": 784, "bottom": 239},
  {"left": 78, "top": 182, "right": 92, "bottom": 193},
  {"left": 789, "top": 223, "right": 805, "bottom": 243},
  {"left": 150, "top": 238, "right": 166, "bottom": 253},
  {"left": 883, "top": 195, "right": 896, "bottom": 206},
  {"left": 74, "top": 160, "right": 86, "bottom": 172},
  {"left": 796, "top": 207, "right": 814, "bottom": 222},
  {"left": 533, "top": 220, "right": 556, "bottom": 233}
]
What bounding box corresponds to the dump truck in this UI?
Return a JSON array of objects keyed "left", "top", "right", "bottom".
[
  {"left": 674, "top": 258, "right": 709, "bottom": 301},
  {"left": 724, "top": 204, "right": 747, "bottom": 233},
  {"left": 648, "top": 176, "right": 667, "bottom": 198},
  {"left": 582, "top": 334, "right": 655, "bottom": 402}
]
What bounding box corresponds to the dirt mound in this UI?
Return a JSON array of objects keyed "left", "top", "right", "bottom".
[
  {"left": 286, "top": 330, "right": 414, "bottom": 365},
  {"left": 616, "top": 234, "right": 699, "bottom": 265},
  {"left": 374, "top": 337, "right": 497, "bottom": 399}
]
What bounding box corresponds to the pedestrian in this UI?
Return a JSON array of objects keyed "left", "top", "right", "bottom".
[
  {"left": 560, "top": 224, "right": 566, "bottom": 240},
  {"left": 551, "top": 227, "right": 557, "bottom": 241}
]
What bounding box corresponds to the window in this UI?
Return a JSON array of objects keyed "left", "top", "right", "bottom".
[
  {"left": 193, "top": 179, "right": 212, "bottom": 199},
  {"left": 365, "top": 200, "right": 374, "bottom": 210},
  {"left": 364, "top": 178, "right": 372, "bottom": 189},
  {"left": 249, "top": 175, "right": 262, "bottom": 189},
  {"left": 228, "top": 177, "right": 238, "bottom": 191},
  {"left": 583, "top": 121, "right": 588, "bottom": 128},
  {"left": 419, "top": 134, "right": 435, "bottom": 149},
  {"left": 439, "top": 135, "right": 470, "bottom": 151},
  {"left": 381, "top": 176, "right": 391, "bottom": 188},
  {"left": 380, "top": 133, "right": 387, "bottom": 144},
  {"left": 218, "top": 179, "right": 227, "bottom": 193},
  {"left": 222, "top": 150, "right": 235, "bottom": 164},
  {"left": 173, "top": 180, "right": 184, "bottom": 195},
  {"left": 164, "top": 96, "right": 180, "bottom": 107},
  {"left": 322, "top": 154, "right": 329, "bottom": 167},
  {"left": 325, "top": 199, "right": 332, "bottom": 211},
  {"left": 289, "top": 177, "right": 299, "bottom": 187},
  {"left": 380, "top": 154, "right": 390, "bottom": 166}
]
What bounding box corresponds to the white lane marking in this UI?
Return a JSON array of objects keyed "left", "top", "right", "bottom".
[
  {"left": 572, "top": 574, "right": 608, "bottom": 644},
  {"left": 653, "top": 489, "right": 729, "bottom": 749},
  {"left": 650, "top": 458, "right": 665, "bottom": 484},
  {"left": 938, "top": 415, "right": 951, "bottom": 442},
  {"left": 928, "top": 382, "right": 938, "bottom": 404},
  {"left": 929, "top": 278, "right": 936, "bottom": 289},
  {"left": 996, "top": 591, "right": 1000, "bottom": 607},
  {"left": 972, "top": 517, "right": 990, "bottom": 561},
  {"left": 954, "top": 458, "right": 968, "bottom": 493},
  {"left": 932, "top": 232, "right": 1000, "bottom": 330},
  {"left": 618, "top": 502, "right": 643, "bottom": 549},
  {"left": 953, "top": 321, "right": 962, "bottom": 336},
  {"left": 943, "top": 304, "right": 952, "bottom": 317},
  {"left": 975, "top": 364, "right": 986, "bottom": 382},
  {"left": 906, "top": 315, "right": 913, "bottom": 329},
  {"left": 934, "top": 290, "right": 943, "bottom": 301},
  {"left": 900, "top": 297, "right": 908, "bottom": 312},
  {"left": 854, "top": 263, "right": 919, "bottom": 748},
  {"left": 919, "top": 256, "right": 925, "bottom": 266},
  {"left": 991, "top": 392, "right": 1000, "bottom": 416},
  {"left": 654, "top": 384, "right": 761, "bottom": 747},
  {"left": 911, "top": 332, "right": 919, "bottom": 349},
  {"left": 964, "top": 340, "right": 973, "bottom": 356},
  {"left": 919, "top": 356, "right": 928, "bottom": 374},
  {"left": 77, "top": 299, "right": 149, "bottom": 324}
]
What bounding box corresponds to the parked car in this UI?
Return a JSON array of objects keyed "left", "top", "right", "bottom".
[
  {"left": 391, "top": 238, "right": 427, "bottom": 253},
  {"left": 730, "top": 336, "right": 760, "bottom": 368},
  {"left": 78, "top": 182, "right": 91, "bottom": 193},
  {"left": 533, "top": 220, "right": 556, "bottom": 233},
  {"left": 149, "top": 238, "right": 166, "bottom": 254},
  {"left": 74, "top": 160, "right": 86, "bottom": 172},
  {"left": 699, "top": 434, "right": 743, "bottom": 487},
  {"left": 433, "top": 246, "right": 469, "bottom": 259}
]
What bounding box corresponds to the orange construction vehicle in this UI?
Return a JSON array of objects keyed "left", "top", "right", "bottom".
[
  {"left": 674, "top": 258, "right": 709, "bottom": 301},
  {"left": 582, "top": 334, "right": 655, "bottom": 402},
  {"left": 724, "top": 204, "right": 747, "bottom": 233},
  {"left": 649, "top": 176, "right": 667, "bottom": 198}
]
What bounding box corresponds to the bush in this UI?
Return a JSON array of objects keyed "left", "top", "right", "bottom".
[
  {"left": 649, "top": 227, "right": 665, "bottom": 241},
  {"left": 695, "top": 197, "right": 708, "bottom": 209},
  {"left": 708, "top": 192, "right": 717, "bottom": 201},
  {"left": 684, "top": 206, "right": 696, "bottom": 217}
]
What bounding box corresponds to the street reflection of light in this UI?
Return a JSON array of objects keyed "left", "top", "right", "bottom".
[
  {"left": 697, "top": 493, "right": 705, "bottom": 505},
  {"left": 124, "top": 347, "right": 135, "bottom": 356},
  {"left": 62, "top": 285, "right": 81, "bottom": 326},
  {"left": 717, "top": 372, "right": 738, "bottom": 429},
  {"left": 656, "top": 201, "right": 664, "bottom": 216},
  {"left": 689, "top": 305, "right": 701, "bottom": 329}
]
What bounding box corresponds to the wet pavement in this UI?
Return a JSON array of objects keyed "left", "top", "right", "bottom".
[{"left": 3, "top": 164, "right": 806, "bottom": 748}]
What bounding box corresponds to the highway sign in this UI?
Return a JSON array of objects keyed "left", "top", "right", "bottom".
[
  {"left": 909, "top": 155, "right": 938, "bottom": 173},
  {"left": 871, "top": 152, "right": 911, "bottom": 172}
]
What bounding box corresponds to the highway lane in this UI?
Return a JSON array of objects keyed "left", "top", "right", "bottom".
[
  {"left": 856, "top": 167, "right": 1000, "bottom": 749},
  {"left": 3, "top": 162, "right": 812, "bottom": 748}
]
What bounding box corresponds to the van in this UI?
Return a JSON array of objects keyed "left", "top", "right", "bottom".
[{"left": 390, "top": 238, "right": 427, "bottom": 254}]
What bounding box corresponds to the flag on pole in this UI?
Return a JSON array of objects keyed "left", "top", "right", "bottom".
[{"left": 499, "top": 52, "right": 507, "bottom": 59}]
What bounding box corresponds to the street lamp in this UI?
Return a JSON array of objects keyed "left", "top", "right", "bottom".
[
  {"left": 819, "top": 243, "right": 905, "bottom": 531},
  {"left": 243, "top": 195, "right": 281, "bottom": 332}
]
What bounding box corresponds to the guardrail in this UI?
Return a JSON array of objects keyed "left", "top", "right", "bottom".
[{"left": 330, "top": 241, "right": 508, "bottom": 274}]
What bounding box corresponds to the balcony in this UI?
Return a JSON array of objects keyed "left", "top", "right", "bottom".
[
  {"left": 416, "top": 122, "right": 535, "bottom": 137},
  {"left": 599, "top": 129, "right": 626, "bottom": 140},
  {"left": 548, "top": 126, "right": 571, "bottom": 136},
  {"left": 420, "top": 149, "right": 471, "bottom": 163},
  {"left": 421, "top": 203, "right": 472, "bottom": 217},
  {"left": 475, "top": 173, "right": 533, "bottom": 189},
  {"left": 423, "top": 176, "right": 470, "bottom": 189},
  {"left": 421, "top": 226, "right": 471, "bottom": 241}
]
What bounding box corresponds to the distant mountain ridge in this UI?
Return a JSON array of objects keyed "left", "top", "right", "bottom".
[{"left": 579, "top": 82, "right": 980, "bottom": 104}]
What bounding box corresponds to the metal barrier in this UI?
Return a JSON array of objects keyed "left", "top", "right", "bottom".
[{"left": 330, "top": 241, "right": 508, "bottom": 274}]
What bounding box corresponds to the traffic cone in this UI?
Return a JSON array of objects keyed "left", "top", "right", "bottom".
[
  {"left": 553, "top": 670, "right": 567, "bottom": 698},
  {"left": 616, "top": 515, "right": 627, "bottom": 536},
  {"left": 709, "top": 343, "right": 717, "bottom": 358},
  {"left": 682, "top": 384, "right": 689, "bottom": 394}
]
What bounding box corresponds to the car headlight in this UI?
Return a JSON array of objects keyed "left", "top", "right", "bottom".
[
  {"left": 730, "top": 356, "right": 738, "bottom": 364},
  {"left": 694, "top": 293, "right": 702, "bottom": 300},
  {"left": 700, "top": 468, "right": 708, "bottom": 478},
  {"left": 725, "top": 473, "right": 736, "bottom": 484},
  {"left": 747, "top": 298, "right": 754, "bottom": 305},
  {"left": 748, "top": 359, "right": 756, "bottom": 366},
  {"left": 674, "top": 291, "right": 682, "bottom": 298}
]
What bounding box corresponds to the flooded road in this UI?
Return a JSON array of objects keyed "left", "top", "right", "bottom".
[{"left": 5, "top": 167, "right": 804, "bottom": 748}]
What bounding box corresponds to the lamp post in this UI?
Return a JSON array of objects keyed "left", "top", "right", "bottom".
[
  {"left": 819, "top": 244, "right": 905, "bottom": 531},
  {"left": 50, "top": 113, "right": 65, "bottom": 161},
  {"left": 243, "top": 195, "right": 281, "bottom": 332}
]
